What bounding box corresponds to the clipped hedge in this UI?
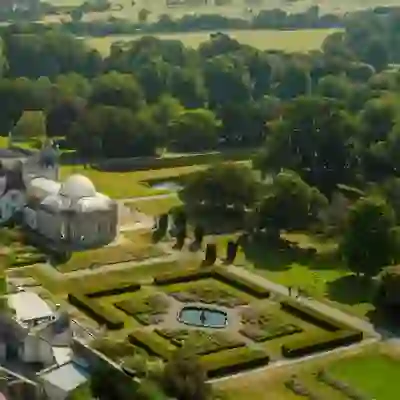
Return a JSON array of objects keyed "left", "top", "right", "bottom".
[
  {"left": 153, "top": 267, "right": 214, "bottom": 285},
  {"left": 128, "top": 330, "right": 174, "bottom": 361},
  {"left": 214, "top": 267, "right": 270, "bottom": 299},
  {"left": 96, "top": 149, "right": 255, "bottom": 172},
  {"left": 201, "top": 347, "right": 270, "bottom": 379},
  {"left": 86, "top": 283, "right": 141, "bottom": 298},
  {"left": 280, "top": 299, "right": 347, "bottom": 331},
  {"left": 281, "top": 329, "right": 363, "bottom": 358},
  {"left": 68, "top": 293, "right": 124, "bottom": 330}
]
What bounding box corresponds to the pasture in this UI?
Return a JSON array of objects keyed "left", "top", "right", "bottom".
[{"left": 85, "top": 29, "right": 340, "bottom": 55}]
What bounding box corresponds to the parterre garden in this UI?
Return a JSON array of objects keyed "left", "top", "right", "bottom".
[{"left": 66, "top": 260, "right": 364, "bottom": 379}]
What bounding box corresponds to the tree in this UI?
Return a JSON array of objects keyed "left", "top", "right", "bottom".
[
  {"left": 341, "top": 197, "right": 396, "bottom": 277},
  {"left": 168, "top": 109, "right": 220, "bottom": 152},
  {"left": 204, "top": 243, "right": 217, "bottom": 265},
  {"left": 138, "top": 8, "right": 151, "bottom": 23},
  {"left": 162, "top": 348, "right": 209, "bottom": 400},
  {"left": 254, "top": 96, "right": 361, "bottom": 195},
  {"left": 12, "top": 110, "right": 46, "bottom": 142},
  {"left": 89, "top": 72, "right": 145, "bottom": 111},
  {"left": 194, "top": 225, "right": 204, "bottom": 245},
  {"left": 181, "top": 164, "right": 259, "bottom": 213},
  {"left": 255, "top": 171, "right": 327, "bottom": 237},
  {"left": 226, "top": 240, "right": 238, "bottom": 263},
  {"left": 379, "top": 265, "right": 400, "bottom": 307}
]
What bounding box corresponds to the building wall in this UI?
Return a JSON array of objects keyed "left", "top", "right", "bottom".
[
  {"left": 0, "top": 190, "right": 25, "bottom": 223},
  {"left": 22, "top": 335, "right": 53, "bottom": 366},
  {"left": 41, "top": 380, "right": 67, "bottom": 400},
  {"left": 36, "top": 209, "right": 62, "bottom": 240}
]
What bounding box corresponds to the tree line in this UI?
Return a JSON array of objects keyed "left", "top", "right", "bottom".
[{"left": 0, "top": 10, "right": 399, "bottom": 161}]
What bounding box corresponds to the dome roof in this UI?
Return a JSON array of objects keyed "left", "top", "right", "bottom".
[{"left": 59, "top": 174, "right": 96, "bottom": 199}]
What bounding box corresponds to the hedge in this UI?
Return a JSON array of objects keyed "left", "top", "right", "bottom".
[
  {"left": 280, "top": 299, "right": 348, "bottom": 331},
  {"left": 153, "top": 268, "right": 214, "bottom": 285},
  {"left": 201, "top": 347, "right": 270, "bottom": 379},
  {"left": 128, "top": 330, "right": 174, "bottom": 361},
  {"left": 86, "top": 283, "right": 141, "bottom": 298},
  {"left": 281, "top": 329, "right": 363, "bottom": 358},
  {"left": 214, "top": 267, "right": 270, "bottom": 299},
  {"left": 68, "top": 293, "right": 124, "bottom": 330},
  {"left": 95, "top": 149, "right": 255, "bottom": 172}
]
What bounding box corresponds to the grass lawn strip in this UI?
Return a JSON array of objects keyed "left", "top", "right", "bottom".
[
  {"left": 115, "top": 293, "right": 170, "bottom": 325},
  {"left": 155, "top": 329, "right": 245, "bottom": 355}
]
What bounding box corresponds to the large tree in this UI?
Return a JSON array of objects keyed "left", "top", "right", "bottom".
[
  {"left": 254, "top": 170, "right": 327, "bottom": 237},
  {"left": 253, "top": 96, "right": 361, "bottom": 195},
  {"left": 180, "top": 163, "right": 258, "bottom": 213},
  {"left": 341, "top": 197, "right": 396, "bottom": 277},
  {"left": 162, "top": 348, "right": 209, "bottom": 400}
]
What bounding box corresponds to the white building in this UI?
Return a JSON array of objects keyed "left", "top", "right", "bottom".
[{"left": 0, "top": 144, "right": 118, "bottom": 250}]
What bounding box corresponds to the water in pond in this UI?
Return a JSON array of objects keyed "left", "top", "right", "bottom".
[
  {"left": 178, "top": 306, "right": 228, "bottom": 328},
  {"left": 150, "top": 180, "right": 183, "bottom": 191}
]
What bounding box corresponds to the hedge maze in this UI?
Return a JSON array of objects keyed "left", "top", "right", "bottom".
[{"left": 67, "top": 264, "right": 364, "bottom": 379}]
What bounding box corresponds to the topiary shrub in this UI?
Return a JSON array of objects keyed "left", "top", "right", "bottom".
[
  {"left": 204, "top": 243, "right": 217, "bottom": 266},
  {"left": 226, "top": 240, "right": 238, "bottom": 264}
]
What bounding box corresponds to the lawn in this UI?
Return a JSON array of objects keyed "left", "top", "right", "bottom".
[
  {"left": 212, "top": 232, "right": 376, "bottom": 318},
  {"left": 54, "top": 230, "right": 164, "bottom": 272},
  {"left": 86, "top": 29, "right": 341, "bottom": 56},
  {"left": 327, "top": 349, "right": 400, "bottom": 400},
  {"left": 216, "top": 343, "right": 396, "bottom": 400},
  {"left": 60, "top": 164, "right": 209, "bottom": 198},
  {"left": 126, "top": 195, "right": 182, "bottom": 216}
]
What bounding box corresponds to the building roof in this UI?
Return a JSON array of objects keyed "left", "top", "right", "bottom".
[
  {"left": 29, "top": 177, "right": 61, "bottom": 197},
  {"left": 0, "top": 148, "right": 26, "bottom": 159},
  {"left": 8, "top": 292, "right": 54, "bottom": 324},
  {"left": 59, "top": 174, "right": 96, "bottom": 199},
  {"left": 40, "top": 362, "right": 89, "bottom": 392}
]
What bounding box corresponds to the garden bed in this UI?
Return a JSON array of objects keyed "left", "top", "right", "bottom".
[
  {"left": 115, "top": 293, "right": 170, "bottom": 325},
  {"left": 155, "top": 329, "right": 245, "bottom": 355},
  {"left": 168, "top": 279, "right": 250, "bottom": 307},
  {"left": 239, "top": 307, "right": 302, "bottom": 343}
]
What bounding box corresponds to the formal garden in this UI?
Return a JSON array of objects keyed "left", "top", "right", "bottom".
[{"left": 65, "top": 256, "right": 364, "bottom": 380}]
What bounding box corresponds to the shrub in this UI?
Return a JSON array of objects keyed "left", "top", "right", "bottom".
[
  {"left": 226, "top": 240, "right": 238, "bottom": 264},
  {"left": 128, "top": 330, "right": 174, "bottom": 360},
  {"left": 284, "top": 375, "right": 322, "bottom": 399},
  {"left": 205, "top": 243, "right": 217, "bottom": 265},
  {"left": 155, "top": 329, "right": 244, "bottom": 355},
  {"left": 115, "top": 294, "right": 170, "bottom": 325},
  {"left": 281, "top": 330, "right": 363, "bottom": 358},
  {"left": 68, "top": 293, "right": 124, "bottom": 330},
  {"left": 239, "top": 307, "right": 302, "bottom": 342},
  {"left": 201, "top": 347, "right": 270, "bottom": 378},
  {"left": 280, "top": 299, "right": 347, "bottom": 331},
  {"left": 154, "top": 267, "right": 213, "bottom": 285},
  {"left": 194, "top": 225, "right": 205, "bottom": 245},
  {"left": 87, "top": 283, "right": 141, "bottom": 298},
  {"left": 214, "top": 267, "right": 270, "bottom": 298}
]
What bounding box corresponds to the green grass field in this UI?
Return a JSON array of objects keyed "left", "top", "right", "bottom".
[
  {"left": 217, "top": 343, "right": 400, "bottom": 400},
  {"left": 85, "top": 29, "right": 340, "bottom": 55},
  {"left": 60, "top": 164, "right": 208, "bottom": 198}
]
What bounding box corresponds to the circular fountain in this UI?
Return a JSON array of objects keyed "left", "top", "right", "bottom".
[{"left": 178, "top": 305, "right": 228, "bottom": 329}]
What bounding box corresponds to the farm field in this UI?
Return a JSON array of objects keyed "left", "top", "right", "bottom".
[{"left": 85, "top": 28, "right": 341, "bottom": 55}]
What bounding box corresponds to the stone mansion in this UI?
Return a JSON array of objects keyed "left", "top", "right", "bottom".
[{"left": 0, "top": 144, "right": 118, "bottom": 250}]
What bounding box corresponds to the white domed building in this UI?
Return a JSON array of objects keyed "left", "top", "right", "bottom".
[
  {"left": 24, "top": 173, "right": 117, "bottom": 249},
  {"left": 0, "top": 143, "right": 118, "bottom": 250}
]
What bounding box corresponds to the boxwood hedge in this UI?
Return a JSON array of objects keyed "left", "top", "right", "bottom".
[
  {"left": 153, "top": 268, "right": 214, "bottom": 285},
  {"left": 86, "top": 283, "right": 141, "bottom": 298},
  {"left": 68, "top": 293, "right": 124, "bottom": 330},
  {"left": 128, "top": 330, "right": 175, "bottom": 361},
  {"left": 280, "top": 299, "right": 348, "bottom": 331},
  {"left": 281, "top": 329, "right": 363, "bottom": 358},
  {"left": 201, "top": 347, "right": 270, "bottom": 379}
]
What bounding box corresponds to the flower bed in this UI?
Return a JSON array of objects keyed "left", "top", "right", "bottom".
[
  {"left": 169, "top": 279, "right": 248, "bottom": 307},
  {"left": 115, "top": 293, "right": 170, "bottom": 325},
  {"left": 155, "top": 329, "right": 245, "bottom": 355},
  {"left": 239, "top": 307, "right": 302, "bottom": 342}
]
